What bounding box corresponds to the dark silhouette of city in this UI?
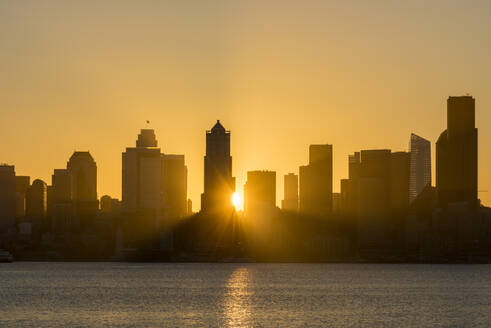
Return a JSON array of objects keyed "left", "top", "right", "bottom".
[{"left": 1, "top": 96, "right": 491, "bottom": 263}]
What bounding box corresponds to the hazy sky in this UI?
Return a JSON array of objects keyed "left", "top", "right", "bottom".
[{"left": 1, "top": 1, "right": 491, "bottom": 209}]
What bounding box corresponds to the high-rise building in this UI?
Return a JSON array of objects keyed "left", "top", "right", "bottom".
[
  {"left": 15, "top": 176, "right": 30, "bottom": 219},
  {"left": 0, "top": 165, "right": 16, "bottom": 233},
  {"left": 436, "top": 96, "right": 478, "bottom": 207},
  {"left": 201, "top": 120, "right": 235, "bottom": 213},
  {"left": 26, "top": 179, "right": 48, "bottom": 224},
  {"left": 299, "top": 144, "right": 332, "bottom": 215},
  {"left": 122, "top": 129, "right": 164, "bottom": 213},
  {"left": 357, "top": 149, "right": 391, "bottom": 248},
  {"left": 162, "top": 154, "right": 188, "bottom": 218},
  {"left": 409, "top": 133, "right": 431, "bottom": 203},
  {"left": 122, "top": 129, "right": 187, "bottom": 217},
  {"left": 67, "top": 151, "right": 98, "bottom": 215},
  {"left": 244, "top": 171, "right": 276, "bottom": 215},
  {"left": 282, "top": 173, "right": 298, "bottom": 211},
  {"left": 390, "top": 151, "right": 410, "bottom": 211},
  {"left": 51, "top": 169, "right": 72, "bottom": 233}
]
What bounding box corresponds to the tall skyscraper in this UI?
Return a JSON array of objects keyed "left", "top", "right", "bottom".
[
  {"left": 244, "top": 171, "right": 276, "bottom": 215},
  {"left": 299, "top": 144, "right": 333, "bottom": 215},
  {"left": 26, "top": 179, "right": 48, "bottom": 224},
  {"left": 409, "top": 133, "right": 431, "bottom": 203},
  {"left": 122, "top": 129, "right": 187, "bottom": 217},
  {"left": 162, "top": 154, "right": 188, "bottom": 218},
  {"left": 122, "top": 129, "right": 164, "bottom": 213},
  {"left": 201, "top": 120, "right": 235, "bottom": 213},
  {"left": 51, "top": 169, "right": 72, "bottom": 233},
  {"left": 15, "top": 176, "right": 30, "bottom": 219},
  {"left": 357, "top": 149, "right": 391, "bottom": 248},
  {"left": 67, "top": 151, "right": 98, "bottom": 215},
  {"left": 436, "top": 96, "right": 478, "bottom": 207},
  {"left": 0, "top": 165, "right": 16, "bottom": 233},
  {"left": 282, "top": 173, "right": 298, "bottom": 211}
]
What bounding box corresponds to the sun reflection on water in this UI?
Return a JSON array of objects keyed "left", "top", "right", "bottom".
[{"left": 222, "top": 267, "right": 253, "bottom": 328}]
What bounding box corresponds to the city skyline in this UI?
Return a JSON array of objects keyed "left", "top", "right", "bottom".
[
  {"left": 0, "top": 101, "right": 486, "bottom": 211},
  {"left": 2, "top": 1, "right": 491, "bottom": 210}
]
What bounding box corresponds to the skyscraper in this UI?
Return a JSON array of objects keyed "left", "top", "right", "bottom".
[
  {"left": 436, "top": 96, "right": 478, "bottom": 207},
  {"left": 244, "top": 170, "right": 276, "bottom": 216},
  {"left": 201, "top": 120, "right": 235, "bottom": 213},
  {"left": 122, "top": 129, "right": 188, "bottom": 217},
  {"left": 122, "top": 129, "right": 164, "bottom": 213},
  {"left": 299, "top": 144, "right": 333, "bottom": 215},
  {"left": 409, "top": 133, "right": 431, "bottom": 203},
  {"left": 67, "top": 151, "right": 98, "bottom": 215},
  {"left": 357, "top": 149, "right": 391, "bottom": 248},
  {"left": 15, "top": 176, "right": 30, "bottom": 219},
  {"left": 162, "top": 154, "right": 188, "bottom": 218},
  {"left": 51, "top": 169, "right": 72, "bottom": 233},
  {"left": 0, "top": 165, "right": 16, "bottom": 233},
  {"left": 390, "top": 151, "right": 410, "bottom": 211},
  {"left": 26, "top": 179, "right": 48, "bottom": 226},
  {"left": 282, "top": 173, "right": 298, "bottom": 211}
]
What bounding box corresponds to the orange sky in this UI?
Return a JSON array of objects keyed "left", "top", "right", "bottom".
[{"left": 1, "top": 1, "right": 491, "bottom": 210}]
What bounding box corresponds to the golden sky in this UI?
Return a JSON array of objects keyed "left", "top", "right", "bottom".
[{"left": 2, "top": 1, "right": 491, "bottom": 209}]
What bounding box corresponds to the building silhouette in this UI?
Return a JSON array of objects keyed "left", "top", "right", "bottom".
[
  {"left": 187, "top": 199, "right": 193, "bottom": 215},
  {"left": 122, "top": 129, "right": 164, "bottom": 213},
  {"left": 436, "top": 96, "right": 478, "bottom": 208},
  {"left": 0, "top": 165, "right": 16, "bottom": 234},
  {"left": 299, "top": 144, "right": 333, "bottom": 215},
  {"left": 341, "top": 149, "right": 410, "bottom": 249},
  {"left": 15, "top": 176, "right": 30, "bottom": 219},
  {"left": 244, "top": 170, "right": 276, "bottom": 216},
  {"left": 201, "top": 120, "right": 235, "bottom": 213},
  {"left": 26, "top": 179, "right": 48, "bottom": 231},
  {"left": 162, "top": 154, "right": 188, "bottom": 218},
  {"left": 122, "top": 129, "right": 188, "bottom": 218},
  {"left": 409, "top": 133, "right": 431, "bottom": 203},
  {"left": 390, "top": 151, "right": 410, "bottom": 211},
  {"left": 282, "top": 173, "right": 298, "bottom": 211},
  {"left": 67, "top": 151, "right": 98, "bottom": 217},
  {"left": 51, "top": 169, "right": 72, "bottom": 233}
]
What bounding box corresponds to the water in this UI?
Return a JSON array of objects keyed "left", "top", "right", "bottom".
[{"left": 1, "top": 263, "right": 491, "bottom": 327}]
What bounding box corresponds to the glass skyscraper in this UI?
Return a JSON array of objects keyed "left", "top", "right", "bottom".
[{"left": 409, "top": 133, "right": 431, "bottom": 203}]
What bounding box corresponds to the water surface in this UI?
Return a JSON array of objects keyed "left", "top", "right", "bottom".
[{"left": 1, "top": 262, "right": 490, "bottom": 327}]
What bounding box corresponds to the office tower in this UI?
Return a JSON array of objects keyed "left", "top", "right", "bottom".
[
  {"left": 244, "top": 171, "right": 276, "bottom": 215},
  {"left": 52, "top": 169, "right": 72, "bottom": 233},
  {"left": 282, "top": 173, "right": 298, "bottom": 211},
  {"left": 357, "top": 150, "right": 391, "bottom": 247},
  {"left": 409, "top": 133, "right": 431, "bottom": 203},
  {"left": 122, "top": 129, "right": 164, "bottom": 213},
  {"left": 162, "top": 154, "right": 188, "bottom": 218},
  {"left": 26, "top": 179, "right": 48, "bottom": 225},
  {"left": 15, "top": 176, "right": 30, "bottom": 218},
  {"left": 436, "top": 96, "right": 478, "bottom": 207},
  {"left": 340, "top": 153, "right": 361, "bottom": 216},
  {"left": 201, "top": 120, "right": 235, "bottom": 213},
  {"left": 390, "top": 151, "right": 410, "bottom": 210},
  {"left": 299, "top": 144, "right": 333, "bottom": 215},
  {"left": 0, "top": 165, "right": 16, "bottom": 233},
  {"left": 67, "top": 151, "right": 98, "bottom": 215}
]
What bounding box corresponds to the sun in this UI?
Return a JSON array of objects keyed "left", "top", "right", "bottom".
[{"left": 231, "top": 192, "right": 241, "bottom": 210}]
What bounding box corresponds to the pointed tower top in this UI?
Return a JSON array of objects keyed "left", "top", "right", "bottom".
[{"left": 211, "top": 120, "right": 226, "bottom": 133}]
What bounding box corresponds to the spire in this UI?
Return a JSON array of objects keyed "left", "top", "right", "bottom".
[{"left": 211, "top": 120, "right": 226, "bottom": 134}]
